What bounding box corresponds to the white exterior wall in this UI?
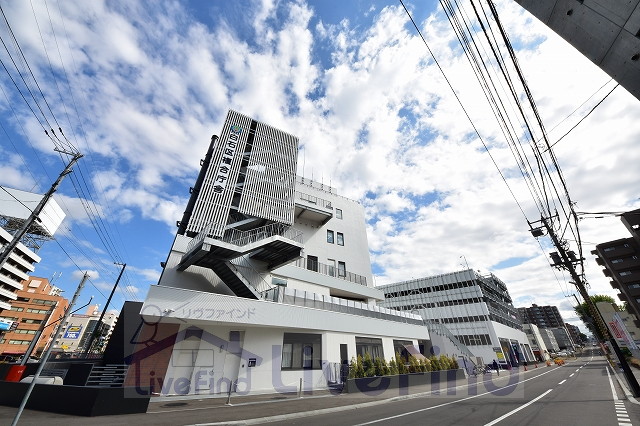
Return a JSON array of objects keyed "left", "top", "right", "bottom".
[
  {"left": 293, "top": 179, "right": 373, "bottom": 289},
  {"left": 523, "top": 323, "right": 550, "bottom": 360},
  {"left": 0, "top": 227, "right": 40, "bottom": 310},
  {"left": 142, "top": 285, "right": 429, "bottom": 395},
  {"left": 539, "top": 328, "right": 560, "bottom": 352}
]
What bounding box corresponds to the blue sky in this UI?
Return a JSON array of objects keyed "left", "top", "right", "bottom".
[{"left": 1, "top": 0, "right": 639, "bottom": 330}]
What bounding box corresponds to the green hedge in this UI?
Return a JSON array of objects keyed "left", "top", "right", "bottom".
[{"left": 348, "top": 352, "right": 460, "bottom": 378}]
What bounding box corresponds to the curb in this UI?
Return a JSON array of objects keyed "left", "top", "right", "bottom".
[
  {"left": 610, "top": 367, "right": 640, "bottom": 405},
  {"left": 187, "top": 369, "right": 542, "bottom": 425}
]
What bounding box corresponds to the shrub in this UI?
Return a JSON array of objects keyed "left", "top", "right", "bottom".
[
  {"left": 450, "top": 355, "right": 459, "bottom": 369},
  {"left": 396, "top": 351, "right": 409, "bottom": 374},
  {"left": 374, "top": 356, "right": 388, "bottom": 376},
  {"left": 408, "top": 355, "right": 421, "bottom": 373},
  {"left": 355, "top": 354, "right": 364, "bottom": 378},
  {"left": 389, "top": 357, "right": 399, "bottom": 375},
  {"left": 430, "top": 355, "right": 441, "bottom": 371},
  {"left": 363, "top": 353, "right": 376, "bottom": 377},
  {"left": 420, "top": 357, "right": 432, "bottom": 372}
]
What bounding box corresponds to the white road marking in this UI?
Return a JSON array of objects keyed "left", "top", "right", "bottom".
[
  {"left": 606, "top": 365, "right": 619, "bottom": 401},
  {"left": 483, "top": 389, "right": 553, "bottom": 426},
  {"left": 570, "top": 374, "right": 574, "bottom": 377},
  {"left": 558, "top": 380, "right": 566, "bottom": 385},
  {"left": 350, "top": 368, "right": 562, "bottom": 426}
]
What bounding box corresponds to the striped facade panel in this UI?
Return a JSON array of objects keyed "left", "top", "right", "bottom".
[
  {"left": 186, "top": 110, "right": 253, "bottom": 237},
  {"left": 238, "top": 121, "right": 298, "bottom": 225}
]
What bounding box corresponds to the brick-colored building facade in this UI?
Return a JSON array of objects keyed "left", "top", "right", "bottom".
[{"left": 0, "top": 276, "right": 68, "bottom": 358}]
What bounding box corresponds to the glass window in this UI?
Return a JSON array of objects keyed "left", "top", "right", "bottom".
[
  {"left": 338, "top": 261, "right": 346, "bottom": 277},
  {"left": 612, "top": 259, "right": 623, "bottom": 264},
  {"left": 336, "top": 209, "right": 343, "bottom": 219},
  {"left": 327, "top": 230, "right": 334, "bottom": 244},
  {"left": 356, "top": 337, "right": 384, "bottom": 359},
  {"left": 621, "top": 271, "right": 632, "bottom": 276},
  {"left": 327, "top": 259, "right": 336, "bottom": 276},
  {"left": 281, "top": 333, "right": 322, "bottom": 370},
  {"left": 337, "top": 232, "right": 344, "bottom": 246},
  {"left": 307, "top": 256, "right": 318, "bottom": 272}
]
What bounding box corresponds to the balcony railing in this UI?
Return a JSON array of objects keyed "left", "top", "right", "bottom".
[
  {"left": 262, "top": 286, "right": 422, "bottom": 325},
  {"left": 295, "top": 191, "right": 333, "bottom": 210},
  {"left": 187, "top": 222, "right": 304, "bottom": 253},
  {"left": 293, "top": 257, "right": 367, "bottom": 286}
]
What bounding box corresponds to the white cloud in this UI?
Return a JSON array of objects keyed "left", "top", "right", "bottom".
[{"left": 2, "top": 0, "right": 639, "bottom": 327}]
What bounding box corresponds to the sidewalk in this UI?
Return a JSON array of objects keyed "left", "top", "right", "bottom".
[{"left": 0, "top": 365, "right": 556, "bottom": 426}]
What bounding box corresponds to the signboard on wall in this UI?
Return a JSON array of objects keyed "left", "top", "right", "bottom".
[
  {"left": 0, "top": 318, "right": 12, "bottom": 331},
  {"left": 63, "top": 325, "right": 83, "bottom": 339}
]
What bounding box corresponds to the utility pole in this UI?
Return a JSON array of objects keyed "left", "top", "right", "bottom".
[
  {"left": 11, "top": 272, "right": 90, "bottom": 426},
  {"left": 82, "top": 262, "right": 126, "bottom": 357},
  {"left": 533, "top": 216, "right": 640, "bottom": 396},
  {"left": 0, "top": 150, "right": 82, "bottom": 271}
]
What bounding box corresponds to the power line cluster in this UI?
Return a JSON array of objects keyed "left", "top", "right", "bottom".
[
  {"left": 0, "top": 3, "right": 141, "bottom": 304},
  {"left": 401, "top": 0, "right": 615, "bottom": 293}
]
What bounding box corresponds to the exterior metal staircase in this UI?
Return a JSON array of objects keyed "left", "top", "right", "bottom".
[{"left": 176, "top": 222, "right": 303, "bottom": 299}]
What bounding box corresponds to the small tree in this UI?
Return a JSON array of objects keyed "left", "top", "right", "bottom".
[
  {"left": 389, "top": 357, "right": 399, "bottom": 375},
  {"left": 439, "top": 354, "right": 451, "bottom": 370},
  {"left": 396, "top": 351, "right": 408, "bottom": 374},
  {"left": 374, "top": 356, "right": 387, "bottom": 376},
  {"left": 354, "top": 354, "right": 365, "bottom": 378},
  {"left": 430, "top": 355, "right": 441, "bottom": 371},
  {"left": 450, "top": 355, "right": 459, "bottom": 369},
  {"left": 422, "top": 357, "right": 432, "bottom": 372},
  {"left": 408, "top": 355, "right": 421, "bottom": 373},
  {"left": 363, "top": 353, "right": 376, "bottom": 377}
]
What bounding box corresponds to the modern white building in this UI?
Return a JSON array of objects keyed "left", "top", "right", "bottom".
[
  {"left": 134, "top": 110, "right": 434, "bottom": 396},
  {"left": 538, "top": 327, "right": 560, "bottom": 353},
  {"left": 378, "top": 270, "right": 534, "bottom": 367},
  {"left": 0, "top": 228, "right": 41, "bottom": 311},
  {"left": 522, "top": 323, "right": 550, "bottom": 361},
  {"left": 0, "top": 187, "right": 64, "bottom": 310}
]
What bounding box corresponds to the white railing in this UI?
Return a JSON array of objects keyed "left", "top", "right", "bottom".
[
  {"left": 262, "top": 287, "right": 423, "bottom": 325},
  {"left": 187, "top": 222, "right": 303, "bottom": 253}
]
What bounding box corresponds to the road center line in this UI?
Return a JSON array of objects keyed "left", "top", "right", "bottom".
[
  {"left": 558, "top": 380, "right": 566, "bottom": 385},
  {"left": 483, "top": 389, "right": 553, "bottom": 426},
  {"left": 569, "top": 373, "right": 574, "bottom": 377}
]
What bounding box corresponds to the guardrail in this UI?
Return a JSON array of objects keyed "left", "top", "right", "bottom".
[
  {"left": 292, "top": 257, "right": 368, "bottom": 286},
  {"left": 295, "top": 191, "right": 333, "bottom": 210},
  {"left": 187, "top": 222, "right": 304, "bottom": 253},
  {"left": 262, "top": 286, "right": 423, "bottom": 325}
]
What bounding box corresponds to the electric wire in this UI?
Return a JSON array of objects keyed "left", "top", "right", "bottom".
[{"left": 399, "top": 0, "right": 531, "bottom": 225}]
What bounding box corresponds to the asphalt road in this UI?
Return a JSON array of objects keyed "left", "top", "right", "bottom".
[
  {"left": 3, "top": 348, "right": 638, "bottom": 425},
  {"left": 264, "top": 349, "right": 639, "bottom": 426}
]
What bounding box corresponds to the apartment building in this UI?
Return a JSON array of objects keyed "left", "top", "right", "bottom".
[
  {"left": 518, "top": 304, "right": 565, "bottom": 329},
  {"left": 131, "top": 110, "right": 432, "bottom": 396},
  {"left": 0, "top": 276, "right": 68, "bottom": 358}
]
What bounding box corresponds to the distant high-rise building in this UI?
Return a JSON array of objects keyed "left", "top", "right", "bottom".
[
  {"left": 0, "top": 187, "right": 65, "bottom": 310},
  {"left": 514, "top": 0, "right": 640, "bottom": 101},
  {"left": 589, "top": 208, "right": 640, "bottom": 322},
  {"left": 0, "top": 276, "right": 68, "bottom": 358},
  {"left": 517, "top": 304, "right": 565, "bottom": 329},
  {"left": 565, "top": 322, "right": 584, "bottom": 346}
]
